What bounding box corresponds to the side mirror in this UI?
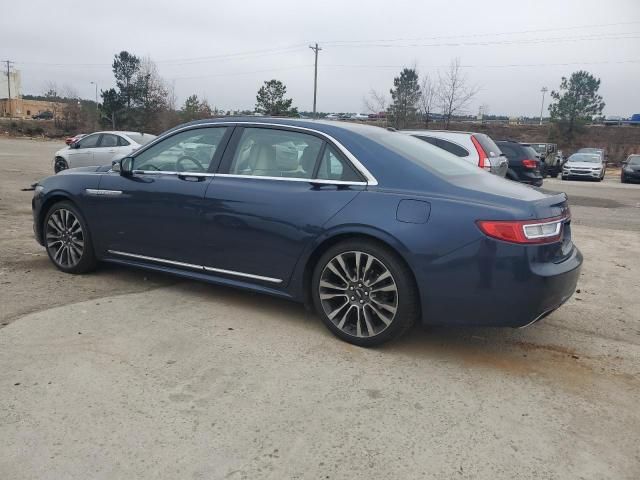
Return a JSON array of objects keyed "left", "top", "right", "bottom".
[
  {"left": 114, "top": 157, "right": 133, "bottom": 176},
  {"left": 71, "top": 142, "right": 80, "bottom": 149}
]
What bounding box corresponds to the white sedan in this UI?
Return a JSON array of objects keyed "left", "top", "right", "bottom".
[{"left": 53, "top": 131, "right": 156, "bottom": 173}]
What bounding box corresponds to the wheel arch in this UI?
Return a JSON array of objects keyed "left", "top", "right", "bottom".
[
  {"left": 38, "top": 193, "right": 79, "bottom": 244},
  {"left": 297, "top": 228, "right": 420, "bottom": 312}
]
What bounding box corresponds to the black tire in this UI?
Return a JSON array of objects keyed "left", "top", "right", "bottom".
[
  {"left": 43, "top": 201, "right": 97, "bottom": 274},
  {"left": 54, "top": 157, "right": 68, "bottom": 173},
  {"left": 311, "top": 239, "right": 418, "bottom": 347},
  {"left": 621, "top": 175, "right": 628, "bottom": 184}
]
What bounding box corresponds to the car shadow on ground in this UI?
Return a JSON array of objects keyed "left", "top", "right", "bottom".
[{"left": 157, "top": 277, "right": 591, "bottom": 381}]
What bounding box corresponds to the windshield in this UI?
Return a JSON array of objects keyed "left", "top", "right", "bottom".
[
  {"left": 628, "top": 155, "right": 640, "bottom": 165},
  {"left": 368, "top": 129, "right": 483, "bottom": 177},
  {"left": 568, "top": 153, "right": 601, "bottom": 163},
  {"left": 577, "top": 148, "right": 602, "bottom": 155},
  {"left": 127, "top": 133, "right": 156, "bottom": 145}
]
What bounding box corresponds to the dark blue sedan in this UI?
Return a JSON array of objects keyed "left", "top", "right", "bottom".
[{"left": 32, "top": 118, "right": 582, "bottom": 346}]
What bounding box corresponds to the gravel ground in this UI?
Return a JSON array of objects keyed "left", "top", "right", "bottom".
[{"left": 1, "top": 137, "right": 639, "bottom": 479}]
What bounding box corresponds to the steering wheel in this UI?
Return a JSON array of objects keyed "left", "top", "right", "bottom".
[{"left": 176, "top": 155, "right": 206, "bottom": 172}]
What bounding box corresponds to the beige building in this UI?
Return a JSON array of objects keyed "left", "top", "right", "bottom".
[
  {"left": 0, "top": 98, "right": 66, "bottom": 119},
  {"left": 1, "top": 69, "right": 65, "bottom": 119}
]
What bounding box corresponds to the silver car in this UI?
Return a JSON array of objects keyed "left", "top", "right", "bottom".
[
  {"left": 402, "top": 130, "right": 508, "bottom": 177},
  {"left": 562, "top": 153, "right": 606, "bottom": 181},
  {"left": 53, "top": 131, "right": 156, "bottom": 173}
]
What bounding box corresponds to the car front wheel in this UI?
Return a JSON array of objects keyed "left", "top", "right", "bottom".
[
  {"left": 54, "top": 157, "right": 68, "bottom": 173},
  {"left": 44, "top": 201, "right": 97, "bottom": 274},
  {"left": 312, "top": 240, "right": 418, "bottom": 347}
]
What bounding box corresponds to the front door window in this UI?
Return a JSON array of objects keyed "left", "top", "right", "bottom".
[{"left": 134, "top": 128, "right": 228, "bottom": 173}]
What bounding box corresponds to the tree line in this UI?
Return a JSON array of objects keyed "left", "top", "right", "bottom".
[{"left": 41, "top": 50, "right": 605, "bottom": 142}]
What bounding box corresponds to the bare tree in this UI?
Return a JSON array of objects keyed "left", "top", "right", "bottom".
[
  {"left": 363, "top": 89, "right": 388, "bottom": 115},
  {"left": 136, "top": 56, "right": 169, "bottom": 131},
  {"left": 438, "top": 58, "right": 479, "bottom": 129},
  {"left": 418, "top": 74, "right": 437, "bottom": 128}
]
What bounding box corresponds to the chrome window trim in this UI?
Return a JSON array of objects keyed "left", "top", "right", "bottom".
[
  {"left": 132, "top": 170, "right": 216, "bottom": 177},
  {"left": 108, "top": 250, "right": 283, "bottom": 284},
  {"left": 129, "top": 121, "right": 378, "bottom": 186},
  {"left": 215, "top": 174, "right": 366, "bottom": 186}
]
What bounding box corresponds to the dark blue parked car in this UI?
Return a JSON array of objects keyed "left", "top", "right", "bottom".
[{"left": 32, "top": 118, "right": 582, "bottom": 346}]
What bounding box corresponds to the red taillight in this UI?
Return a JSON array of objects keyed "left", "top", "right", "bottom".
[
  {"left": 522, "top": 159, "right": 538, "bottom": 169},
  {"left": 476, "top": 216, "right": 567, "bottom": 244},
  {"left": 471, "top": 135, "right": 491, "bottom": 171}
]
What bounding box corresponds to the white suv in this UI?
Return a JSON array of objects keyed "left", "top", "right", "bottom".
[
  {"left": 402, "top": 130, "right": 508, "bottom": 177},
  {"left": 54, "top": 131, "right": 156, "bottom": 173}
]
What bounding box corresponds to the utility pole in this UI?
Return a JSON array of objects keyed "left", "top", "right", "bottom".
[
  {"left": 4, "top": 60, "right": 14, "bottom": 117},
  {"left": 309, "top": 43, "right": 321, "bottom": 118},
  {"left": 90, "top": 81, "right": 99, "bottom": 126},
  {"left": 539, "top": 87, "right": 548, "bottom": 126}
]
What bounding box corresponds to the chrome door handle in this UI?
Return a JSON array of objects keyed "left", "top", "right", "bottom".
[{"left": 178, "top": 174, "right": 207, "bottom": 182}]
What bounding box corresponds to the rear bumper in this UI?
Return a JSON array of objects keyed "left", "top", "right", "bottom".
[
  {"left": 415, "top": 239, "right": 582, "bottom": 328},
  {"left": 515, "top": 170, "right": 543, "bottom": 186}
]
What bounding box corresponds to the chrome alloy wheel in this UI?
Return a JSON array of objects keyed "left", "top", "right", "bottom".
[
  {"left": 319, "top": 251, "right": 398, "bottom": 338},
  {"left": 46, "top": 208, "right": 85, "bottom": 268}
]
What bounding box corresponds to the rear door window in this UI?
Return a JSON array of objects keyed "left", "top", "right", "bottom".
[
  {"left": 100, "top": 134, "right": 119, "bottom": 148},
  {"left": 316, "top": 145, "right": 362, "bottom": 182},
  {"left": 228, "top": 128, "right": 323, "bottom": 178},
  {"left": 435, "top": 139, "right": 469, "bottom": 157}
]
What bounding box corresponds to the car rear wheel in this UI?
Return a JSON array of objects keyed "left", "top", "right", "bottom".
[
  {"left": 54, "top": 157, "right": 68, "bottom": 173},
  {"left": 312, "top": 240, "right": 418, "bottom": 347},
  {"left": 44, "top": 201, "right": 97, "bottom": 274}
]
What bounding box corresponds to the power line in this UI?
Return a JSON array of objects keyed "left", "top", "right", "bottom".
[
  {"left": 11, "top": 21, "right": 640, "bottom": 69},
  {"left": 15, "top": 45, "right": 309, "bottom": 68},
  {"left": 320, "top": 20, "right": 640, "bottom": 45},
  {"left": 169, "top": 65, "right": 313, "bottom": 81},
  {"left": 321, "top": 32, "right": 640, "bottom": 49},
  {"left": 319, "top": 59, "right": 640, "bottom": 70}
]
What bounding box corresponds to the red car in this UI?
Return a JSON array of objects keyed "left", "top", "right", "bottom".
[{"left": 65, "top": 133, "right": 86, "bottom": 145}]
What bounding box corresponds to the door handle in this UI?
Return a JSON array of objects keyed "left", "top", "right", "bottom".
[{"left": 178, "top": 173, "right": 207, "bottom": 182}]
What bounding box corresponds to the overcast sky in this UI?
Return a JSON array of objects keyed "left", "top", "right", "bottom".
[{"left": 3, "top": 0, "right": 639, "bottom": 116}]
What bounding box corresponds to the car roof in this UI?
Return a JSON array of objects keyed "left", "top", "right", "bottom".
[
  {"left": 401, "top": 129, "right": 477, "bottom": 136},
  {"left": 85, "top": 131, "right": 155, "bottom": 136}
]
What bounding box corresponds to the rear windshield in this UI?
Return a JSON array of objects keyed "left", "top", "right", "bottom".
[
  {"left": 127, "top": 133, "right": 156, "bottom": 145},
  {"left": 523, "top": 146, "right": 540, "bottom": 159},
  {"left": 473, "top": 134, "right": 502, "bottom": 158},
  {"left": 368, "top": 130, "right": 482, "bottom": 177}
]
